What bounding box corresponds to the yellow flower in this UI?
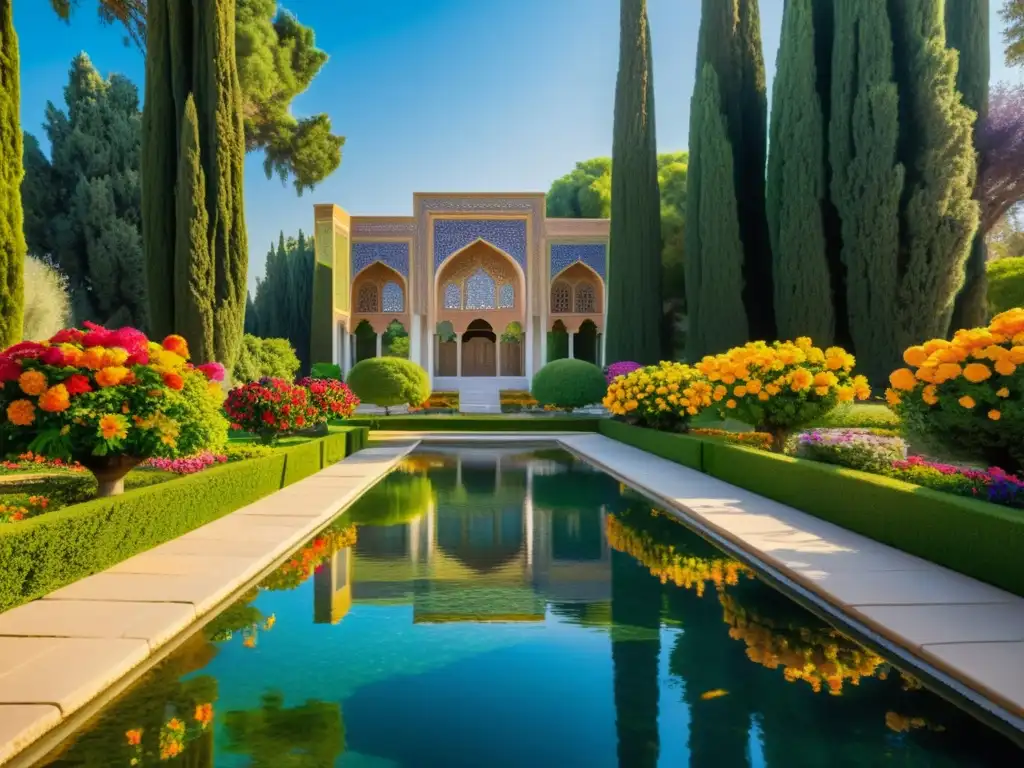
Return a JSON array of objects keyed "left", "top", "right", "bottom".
[
  {"left": 98, "top": 414, "right": 129, "bottom": 441},
  {"left": 758, "top": 391, "right": 770, "bottom": 401},
  {"left": 725, "top": 399, "right": 737, "bottom": 409},
  {"left": 994, "top": 358, "right": 1017, "bottom": 377},
  {"left": 734, "top": 385, "right": 748, "bottom": 398},
  {"left": 80, "top": 347, "right": 107, "bottom": 370},
  {"left": 889, "top": 368, "right": 918, "bottom": 392},
  {"left": 921, "top": 385, "right": 938, "bottom": 406},
  {"left": 836, "top": 386, "right": 855, "bottom": 403},
  {"left": 95, "top": 366, "right": 130, "bottom": 388},
  {"left": 958, "top": 395, "right": 976, "bottom": 409},
  {"left": 746, "top": 379, "right": 762, "bottom": 394},
  {"left": 962, "top": 363, "right": 992, "bottom": 383},
  {"left": 988, "top": 409, "right": 1002, "bottom": 421},
  {"left": 1010, "top": 346, "right": 1024, "bottom": 364},
  {"left": 789, "top": 368, "right": 813, "bottom": 392},
  {"left": 6, "top": 399, "right": 35, "bottom": 426},
  {"left": 996, "top": 387, "right": 1010, "bottom": 398},
  {"left": 765, "top": 383, "right": 781, "bottom": 396},
  {"left": 902, "top": 346, "right": 929, "bottom": 367},
  {"left": 18, "top": 370, "right": 47, "bottom": 396},
  {"left": 102, "top": 347, "right": 129, "bottom": 367},
  {"left": 852, "top": 375, "right": 871, "bottom": 400}
]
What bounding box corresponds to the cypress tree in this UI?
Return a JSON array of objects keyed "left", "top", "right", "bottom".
[
  {"left": 606, "top": 0, "right": 662, "bottom": 365},
  {"left": 692, "top": 65, "right": 749, "bottom": 352},
  {"left": 889, "top": 0, "right": 979, "bottom": 348},
  {"left": 0, "top": 0, "right": 25, "bottom": 347},
  {"left": 174, "top": 95, "right": 214, "bottom": 362},
  {"left": 829, "top": 0, "right": 904, "bottom": 385},
  {"left": 766, "top": 0, "right": 833, "bottom": 344},
  {"left": 143, "top": 0, "right": 248, "bottom": 367},
  {"left": 947, "top": 0, "right": 991, "bottom": 332}
]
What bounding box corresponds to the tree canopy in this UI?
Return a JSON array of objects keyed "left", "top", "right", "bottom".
[{"left": 50, "top": 0, "right": 343, "bottom": 193}]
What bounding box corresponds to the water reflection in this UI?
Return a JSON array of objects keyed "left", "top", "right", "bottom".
[{"left": 37, "top": 448, "right": 1022, "bottom": 767}]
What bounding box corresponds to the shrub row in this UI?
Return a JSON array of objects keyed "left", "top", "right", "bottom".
[
  {"left": 0, "top": 426, "right": 368, "bottom": 612},
  {"left": 344, "top": 416, "right": 603, "bottom": 432},
  {"left": 598, "top": 421, "right": 1024, "bottom": 597}
]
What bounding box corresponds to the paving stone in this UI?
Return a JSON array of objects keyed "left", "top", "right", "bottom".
[
  {"left": 921, "top": 641, "right": 1024, "bottom": 716},
  {"left": 42, "top": 572, "right": 243, "bottom": 615},
  {"left": 0, "top": 705, "right": 61, "bottom": 764},
  {"left": 108, "top": 552, "right": 266, "bottom": 577},
  {"left": 0, "top": 600, "right": 194, "bottom": 649},
  {"left": 812, "top": 569, "right": 1016, "bottom": 607},
  {"left": 0, "top": 637, "right": 149, "bottom": 714},
  {"left": 149, "top": 536, "right": 283, "bottom": 559},
  {"left": 858, "top": 603, "right": 1024, "bottom": 646}
]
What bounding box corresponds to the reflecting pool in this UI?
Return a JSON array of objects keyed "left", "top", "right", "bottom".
[{"left": 37, "top": 447, "right": 1023, "bottom": 766}]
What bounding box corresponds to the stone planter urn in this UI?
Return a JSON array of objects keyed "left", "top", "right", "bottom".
[{"left": 78, "top": 454, "right": 142, "bottom": 498}]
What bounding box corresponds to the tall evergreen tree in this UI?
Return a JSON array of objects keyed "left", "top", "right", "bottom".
[
  {"left": 606, "top": 0, "right": 662, "bottom": 365},
  {"left": 250, "top": 230, "right": 315, "bottom": 373},
  {"left": 948, "top": 0, "right": 991, "bottom": 332},
  {"left": 0, "top": 0, "right": 25, "bottom": 347},
  {"left": 143, "top": 0, "right": 248, "bottom": 368},
  {"left": 22, "top": 54, "right": 148, "bottom": 329},
  {"left": 766, "top": 0, "right": 834, "bottom": 344},
  {"left": 691, "top": 66, "right": 749, "bottom": 353},
  {"left": 889, "top": 0, "right": 979, "bottom": 348},
  {"left": 829, "top": 0, "right": 904, "bottom": 384}
]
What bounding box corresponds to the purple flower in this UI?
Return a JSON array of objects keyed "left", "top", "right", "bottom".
[{"left": 604, "top": 361, "right": 642, "bottom": 384}]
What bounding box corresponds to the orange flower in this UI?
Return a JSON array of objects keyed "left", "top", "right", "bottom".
[
  {"left": 725, "top": 399, "right": 737, "bottom": 409},
  {"left": 921, "top": 384, "right": 938, "bottom": 405},
  {"left": 162, "top": 334, "right": 190, "bottom": 359},
  {"left": 789, "top": 368, "right": 813, "bottom": 392},
  {"left": 98, "top": 414, "right": 129, "bottom": 441},
  {"left": 38, "top": 384, "right": 71, "bottom": 413},
  {"left": 162, "top": 371, "right": 184, "bottom": 390},
  {"left": 988, "top": 409, "right": 1002, "bottom": 421},
  {"left": 933, "top": 363, "right": 962, "bottom": 383},
  {"left": 1010, "top": 346, "right": 1024, "bottom": 365},
  {"left": 79, "top": 347, "right": 107, "bottom": 370},
  {"left": 889, "top": 368, "right": 917, "bottom": 392},
  {"left": 125, "top": 728, "right": 142, "bottom": 746},
  {"left": 95, "top": 366, "right": 130, "bottom": 388},
  {"left": 996, "top": 387, "right": 1010, "bottom": 398},
  {"left": 885, "top": 388, "right": 902, "bottom": 407},
  {"left": 994, "top": 358, "right": 1017, "bottom": 377},
  {"left": 903, "top": 346, "right": 929, "bottom": 367},
  {"left": 836, "top": 385, "right": 855, "bottom": 403},
  {"left": 962, "top": 363, "right": 992, "bottom": 383},
  {"left": 18, "top": 370, "right": 47, "bottom": 396},
  {"left": 6, "top": 399, "right": 35, "bottom": 426},
  {"left": 958, "top": 395, "right": 976, "bottom": 409}
]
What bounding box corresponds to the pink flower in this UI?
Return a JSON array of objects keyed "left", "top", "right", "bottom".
[
  {"left": 4, "top": 341, "right": 46, "bottom": 360},
  {"left": 197, "top": 362, "right": 226, "bottom": 382},
  {"left": 40, "top": 347, "right": 68, "bottom": 366},
  {"left": 0, "top": 355, "right": 22, "bottom": 382},
  {"left": 81, "top": 321, "right": 115, "bottom": 348},
  {"left": 49, "top": 328, "right": 85, "bottom": 345}
]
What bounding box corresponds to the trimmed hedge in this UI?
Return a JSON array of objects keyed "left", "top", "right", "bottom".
[
  {"left": 599, "top": 420, "right": 1024, "bottom": 597},
  {"left": 0, "top": 426, "right": 368, "bottom": 612},
  {"left": 344, "top": 416, "right": 602, "bottom": 432}
]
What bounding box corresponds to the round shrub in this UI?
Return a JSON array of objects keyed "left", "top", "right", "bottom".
[
  {"left": 224, "top": 378, "right": 319, "bottom": 444},
  {"left": 887, "top": 308, "right": 1024, "bottom": 471},
  {"left": 231, "top": 335, "right": 300, "bottom": 384},
  {"left": 296, "top": 377, "right": 359, "bottom": 420},
  {"left": 346, "top": 357, "right": 430, "bottom": 412},
  {"left": 987, "top": 257, "right": 1024, "bottom": 316},
  {"left": 531, "top": 359, "right": 606, "bottom": 411},
  {"left": 696, "top": 338, "right": 872, "bottom": 450},
  {"left": 603, "top": 361, "right": 710, "bottom": 431}
]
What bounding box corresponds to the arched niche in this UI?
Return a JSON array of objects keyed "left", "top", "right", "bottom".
[{"left": 434, "top": 240, "right": 525, "bottom": 333}]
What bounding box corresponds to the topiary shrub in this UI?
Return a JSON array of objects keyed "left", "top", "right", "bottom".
[
  {"left": 231, "top": 335, "right": 300, "bottom": 384},
  {"left": 346, "top": 357, "right": 430, "bottom": 414},
  {"left": 531, "top": 359, "right": 606, "bottom": 411},
  {"left": 310, "top": 362, "right": 342, "bottom": 380},
  {"left": 987, "top": 256, "right": 1024, "bottom": 317}
]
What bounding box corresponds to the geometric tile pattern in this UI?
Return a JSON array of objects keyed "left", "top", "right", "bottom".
[
  {"left": 465, "top": 268, "right": 497, "bottom": 310},
  {"left": 433, "top": 219, "right": 527, "bottom": 270},
  {"left": 499, "top": 283, "right": 515, "bottom": 309},
  {"left": 353, "top": 241, "right": 410, "bottom": 278},
  {"left": 550, "top": 243, "right": 607, "bottom": 280},
  {"left": 382, "top": 281, "right": 404, "bottom": 313}
]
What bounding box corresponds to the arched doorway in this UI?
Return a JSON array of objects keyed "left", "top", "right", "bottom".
[
  {"left": 354, "top": 320, "right": 377, "bottom": 362},
  {"left": 462, "top": 319, "right": 496, "bottom": 377},
  {"left": 574, "top": 319, "right": 599, "bottom": 364}
]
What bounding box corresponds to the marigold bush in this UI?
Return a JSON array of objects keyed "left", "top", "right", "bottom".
[
  {"left": 603, "top": 361, "right": 712, "bottom": 431},
  {"left": 887, "top": 308, "right": 1024, "bottom": 471},
  {"left": 296, "top": 377, "right": 359, "bottom": 421},
  {"left": 0, "top": 324, "right": 228, "bottom": 495},
  {"left": 696, "top": 338, "right": 871, "bottom": 449},
  {"left": 225, "top": 378, "right": 319, "bottom": 444}
]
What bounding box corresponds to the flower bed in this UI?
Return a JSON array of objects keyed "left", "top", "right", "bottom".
[
  {"left": 604, "top": 361, "right": 641, "bottom": 383},
  {"left": 886, "top": 456, "right": 1024, "bottom": 509},
  {"left": 409, "top": 391, "right": 460, "bottom": 414},
  {"left": 296, "top": 377, "right": 359, "bottom": 420},
  {"left": 225, "top": 378, "right": 320, "bottom": 444},
  {"left": 690, "top": 427, "right": 774, "bottom": 452},
  {"left": 140, "top": 452, "right": 228, "bottom": 475},
  {"left": 793, "top": 428, "right": 908, "bottom": 474},
  {"left": 0, "top": 451, "right": 85, "bottom": 475},
  {"left": 499, "top": 390, "right": 538, "bottom": 413}
]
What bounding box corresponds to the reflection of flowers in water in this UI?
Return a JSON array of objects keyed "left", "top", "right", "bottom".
[
  {"left": 885, "top": 711, "right": 946, "bottom": 734},
  {"left": 397, "top": 455, "right": 444, "bottom": 474},
  {"left": 215, "top": 614, "right": 276, "bottom": 648},
  {"left": 606, "top": 511, "right": 754, "bottom": 597},
  {"left": 259, "top": 525, "right": 357, "bottom": 592},
  {"left": 124, "top": 702, "right": 214, "bottom": 764}
]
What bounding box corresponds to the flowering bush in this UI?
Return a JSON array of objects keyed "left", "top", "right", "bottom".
[
  {"left": 140, "top": 452, "right": 227, "bottom": 475},
  {"left": 0, "top": 324, "right": 228, "bottom": 495},
  {"left": 793, "top": 429, "right": 908, "bottom": 473},
  {"left": 886, "top": 456, "right": 1024, "bottom": 509},
  {"left": 887, "top": 308, "right": 1024, "bottom": 471},
  {"left": 604, "top": 361, "right": 642, "bottom": 384},
  {"left": 0, "top": 494, "right": 50, "bottom": 523},
  {"left": 602, "top": 361, "right": 712, "bottom": 431},
  {"left": 224, "top": 378, "right": 319, "bottom": 444},
  {"left": 689, "top": 428, "right": 774, "bottom": 452},
  {"left": 296, "top": 377, "right": 359, "bottom": 421},
  {"left": 696, "top": 338, "right": 871, "bottom": 449},
  {"left": 0, "top": 451, "right": 85, "bottom": 474}
]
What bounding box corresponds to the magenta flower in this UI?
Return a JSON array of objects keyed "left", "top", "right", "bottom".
[{"left": 198, "top": 362, "right": 226, "bottom": 382}]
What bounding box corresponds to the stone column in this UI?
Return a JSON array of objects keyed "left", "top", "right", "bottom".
[
  {"left": 568, "top": 332, "right": 575, "bottom": 359},
  {"left": 409, "top": 314, "right": 421, "bottom": 366},
  {"left": 496, "top": 339, "right": 502, "bottom": 377},
  {"left": 341, "top": 331, "right": 351, "bottom": 376},
  {"left": 455, "top": 333, "right": 463, "bottom": 377},
  {"left": 375, "top": 333, "right": 383, "bottom": 358},
  {"left": 525, "top": 321, "right": 534, "bottom": 379}
]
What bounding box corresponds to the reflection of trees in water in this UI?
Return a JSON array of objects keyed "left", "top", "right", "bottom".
[
  {"left": 259, "top": 524, "right": 357, "bottom": 592},
  {"left": 346, "top": 472, "right": 433, "bottom": 527},
  {"left": 223, "top": 691, "right": 344, "bottom": 767}
]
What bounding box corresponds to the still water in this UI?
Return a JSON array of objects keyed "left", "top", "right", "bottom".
[{"left": 38, "top": 447, "right": 1023, "bottom": 767}]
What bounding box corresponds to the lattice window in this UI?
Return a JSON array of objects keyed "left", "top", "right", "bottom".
[
  {"left": 443, "top": 282, "right": 461, "bottom": 309},
  {"left": 551, "top": 282, "right": 571, "bottom": 313},
  {"left": 498, "top": 284, "right": 514, "bottom": 309},
  {"left": 574, "top": 282, "right": 596, "bottom": 313},
  {"left": 465, "top": 268, "right": 496, "bottom": 310},
  {"left": 357, "top": 284, "right": 379, "bottom": 313},
  {"left": 382, "top": 281, "right": 404, "bottom": 313}
]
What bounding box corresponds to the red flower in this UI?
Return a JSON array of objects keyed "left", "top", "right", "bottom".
[
  {"left": 262, "top": 410, "right": 275, "bottom": 425},
  {"left": 40, "top": 346, "right": 68, "bottom": 366},
  {"left": 49, "top": 328, "right": 85, "bottom": 345},
  {"left": 81, "top": 321, "right": 115, "bottom": 348},
  {"left": 64, "top": 374, "right": 92, "bottom": 395},
  {"left": 109, "top": 327, "right": 148, "bottom": 357},
  {"left": 4, "top": 341, "right": 46, "bottom": 360},
  {"left": 162, "top": 372, "right": 184, "bottom": 390},
  {"left": 0, "top": 355, "right": 22, "bottom": 382}
]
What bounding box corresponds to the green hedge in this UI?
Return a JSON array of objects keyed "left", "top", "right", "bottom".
[
  {"left": 0, "top": 426, "right": 368, "bottom": 612},
  {"left": 598, "top": 420, "right": 703, "bottom": 470},
  {"left": 344, "top": 416, "right": 602, "bottom": 432}
]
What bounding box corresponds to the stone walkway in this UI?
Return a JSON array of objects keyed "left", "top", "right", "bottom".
[
  {"left": 558, "top": 433, "right": 1024, "bottom": 738},
  {"left": 0, "top": 442, "right": 418, "bottom": 766}
]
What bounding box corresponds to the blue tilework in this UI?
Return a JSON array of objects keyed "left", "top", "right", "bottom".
[
  {"left": 352, "top": 241, "right": 410, "bottom": 278},
  {"left": 465, "top": 269, "right": 497, "bottom": 310},
  {"left": 550, "top": 243, "right": 606, "bottom": 280},
  {"left": 382, "top": 282, "right": 404, "bottom": 313},
  {"left": 433, "top": 219, "right": 527, "bottom": 270},
  {"left": 443, "top": 283, "right": 461, "bottom": 310},
  {"left": 499, "top": 284, "right": 515, "bottom": 309}
]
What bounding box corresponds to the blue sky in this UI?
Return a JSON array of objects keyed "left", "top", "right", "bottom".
[{"left": 15, "top": 0, "right": 1021, "bottom": 292}]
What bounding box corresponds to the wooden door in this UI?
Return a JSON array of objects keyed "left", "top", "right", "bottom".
[
  {"left": 463, "top": 338, "right": 496, "bottom": 376},
  {"left": 437, "top": 342, "right": 457, "bottom": 377},
  {"left": 500, "top": 341, "right": 523, "bottom": 376}
]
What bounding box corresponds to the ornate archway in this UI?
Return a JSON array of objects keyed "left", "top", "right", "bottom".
[{"left": 434, "top": 240, "right": 525, "bottom": 334}]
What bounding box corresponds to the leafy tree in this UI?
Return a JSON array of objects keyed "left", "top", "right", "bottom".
[
  {"left": 987, "top": 203, "right": 1024, "bottom": 260},
  {"left": 20, "top": 53, "right": 147, "bottom": 329},
  {"left": 143, "top": 0, "right": 248, "bottom": 367},
  {"left": 23, "top": 255, "right": 71, "bottom": 340},
  {"left": 51, "top": 0, "right": 343, "bottom": 193},
  {"left": 1001, "top": 0, "right": 1024, "bottom": 66},
  {"left": 987, "top": 255, "right": 1024, "bottom": 314},
  {"left": 0, "top": 0, "right": 25, "bottom": 348},
  {"left": 232, "top": 334, "right": 300, "bottom": 383},
  {"left": 546, "top": 158, "right": 612, "bottom": 218}
]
